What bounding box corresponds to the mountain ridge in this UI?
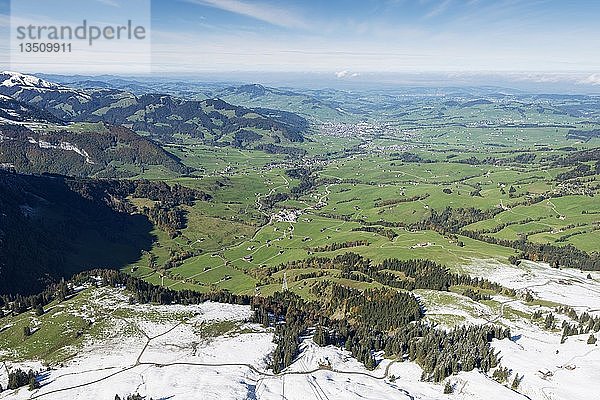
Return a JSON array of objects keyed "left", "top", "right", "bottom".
[{"left": 0, "top": 72, "right": 308, "bottom": 149}]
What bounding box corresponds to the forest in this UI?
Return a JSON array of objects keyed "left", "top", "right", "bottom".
[{"left": 0, "top": 171, "right": 210, "bottom": 294}]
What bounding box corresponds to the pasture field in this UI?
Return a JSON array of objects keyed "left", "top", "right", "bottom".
[{"left": 120, "top": 106, "right": 599, "bottom": 300}]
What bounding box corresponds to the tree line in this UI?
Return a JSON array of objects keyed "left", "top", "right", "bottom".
[
  {"left": 374, "top": 193, "right": 430, "bottom": 208},
  {"left": 2, "top": 262, "right": 510, "bottom": 385},
  {"left": 254, "top": 279, "right": 509, "bottom": 382},
  {"left": 308, "top": 240, "right": 370, "bottom": 253}
]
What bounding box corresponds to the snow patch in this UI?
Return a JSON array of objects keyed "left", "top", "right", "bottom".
[
  {"left": 26, "top": 137, "right": 94, "bottom": 164},
  {"left": 0, "top": 71, "right": 61, "bottom": 89}
]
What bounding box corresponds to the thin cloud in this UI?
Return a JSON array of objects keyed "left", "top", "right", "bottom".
[
  {"left": 424, "top": 0, "right": 452, "bottom": 19},
  {"left": 184, "top": 0, "right": 308, "bottom": 29},
  {"left": 94, "top": 0, "right": 121, "bottom": 7},
  {"left": 335, "top": 70, "right": 359, "bottom": 78}
]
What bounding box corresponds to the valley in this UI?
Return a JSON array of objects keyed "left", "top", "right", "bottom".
[{"left": 0, "top": 72, "right": 599, "bottom": 399}]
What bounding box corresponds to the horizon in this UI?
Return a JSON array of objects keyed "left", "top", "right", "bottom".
[
  {"left": 1, "top": 3, "right": 600, "bottom": 399},
  {"left": 5, "top": 69, "right": 600, "bottom": 95},
  {"left": 0, "top": 0, "right": 599, "bottom": 93}
]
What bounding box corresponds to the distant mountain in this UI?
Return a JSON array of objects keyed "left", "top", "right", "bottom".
[
  {"left": 0, "top": 72, "right": 308, "bottom": 149},
  {"left": 32, "top": 74, "right": 347, "bottom": 122},
  {"left": 0, "top": 70, "right": 64, "bottom": 91},
  {"left": 215, "top": 83, "right": 347, "bottom": 122},
  {"left": 0, "top": 94, "right": 64, "bottom": 124},
  {"left": 77, "top": 95, "right": 306, "bottom": 145},
  {"left": 0, "top": 122, "right": 190, "bottom": 177},
  {"left": 229, "top": 83, "right": 271, "bottom": 97}
]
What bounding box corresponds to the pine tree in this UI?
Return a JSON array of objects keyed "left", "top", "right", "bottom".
[
  {"left": 35, "top": 304, "right": 44, "bottom": 316},
  {"left": 444, "top": 381, "right": 454, "bottom": 394},
  {"left": 492, "top": 366, "right": 510, "bottom": 383},
  {"left": 28, "top": 376, "right": 39, "bottom": 391},
  {"left": 511, "top": 373, "right": 522, "bottom": 390},
  {"left": 544, "top": 313, "right": 555, "bottom": 329},
  {"left": 365, "top": 353, "right": 376, "bottom": 370},
  {"left": 587, "top": 334, "right": 597, "bottom": 345}
]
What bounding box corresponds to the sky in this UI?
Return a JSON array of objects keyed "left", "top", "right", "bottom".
[
  {"left": 0, "top": 0, "right": 599, "bottom": 88},
  {"left": 149, "top": 0, "right": 600, "bottom": 73}
]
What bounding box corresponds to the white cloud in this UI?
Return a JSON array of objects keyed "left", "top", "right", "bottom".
[
  {"left": 184, "top": 0, "right": 308, "bottom": 29},
  {"left": 335, "top": 70, "right": 360, "bottom": 78},
  {"left": 580, "top": 73, "right": 600, "bottom": 85}
]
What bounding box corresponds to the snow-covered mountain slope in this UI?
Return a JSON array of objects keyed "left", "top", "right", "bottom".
[
  {"left": 5, "top": 275, "right": 599, "bottom": 400},
  {"left": 0, "top": 71, "right": 92, "bottom": 120},
  {"left": 0, "top": 71, "right": 64, "bottom": 90},
  {"left": 0, "top": 287, "right": 518, "bottom": 400},
  {"left": 0, "top": 93, "right": 64, "bottom": 124}
]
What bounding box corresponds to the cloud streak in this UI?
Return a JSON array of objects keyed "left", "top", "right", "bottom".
[
  {"left": 94, "top": 0, "right": 121, "bottom": 7},
  {"left": 424, "top": 0, "right": 452, "bottom": 19},
  {"left": 184, "top": 0, "right": 308, "bottom": 29}
]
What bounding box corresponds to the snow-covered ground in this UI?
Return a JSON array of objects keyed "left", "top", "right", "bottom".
[
  {"left": 467, "top": 259, "right": 600, "bottom": 313},
  {"left": 464, "top": 259, "right": 600, "bottom": 399},
  {"left": 494, "top": 331, "right": 600, "bottom": 400},
  {"left": 2, "top": 261, "right": 599, "bottom": 400},
  {"left": 0, "top": 287, "right": 516, "bottom": 400}
]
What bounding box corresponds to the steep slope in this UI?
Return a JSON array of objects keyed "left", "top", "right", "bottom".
[
  {"left": 0, "top": 171, "right": 154, "bottom": 295},
  {"left": 0, "top": 170, "right": 212, "bottom": 295},
  {"left": 0, "top": 94, "right": 64, "bottom": 124},
  {"left": 0, "top": 71, "right": 93, "bottom": 120},
  {"left": 0, "top": 122, "right": 190, "bottom": 177}
]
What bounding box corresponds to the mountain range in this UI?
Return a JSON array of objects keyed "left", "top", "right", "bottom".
[
  {"left": 0, "top": 71, "right": 307, "bottom": 144},
  {"left": 0, "top": 71, "right": 309, "bottom": 178}
]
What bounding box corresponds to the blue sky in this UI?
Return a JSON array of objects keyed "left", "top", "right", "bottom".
[
  {"left": 148, "top": 0, "right": 600, "bottom": 74},
  {"left": 0, "top": 0, "right": 599, "bottom": 82}
]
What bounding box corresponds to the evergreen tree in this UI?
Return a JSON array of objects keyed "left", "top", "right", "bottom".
[
  {"left": 511, "top": 373, "right": 522, "bottom": 390},
  {"left": 35, "top": 304, "right": 44, "bottom": 316},
  {"left": 444, "top": 381, "right": 454, "bottom": 394},
  {"left": 28, "top": 376, "right": 39, "bottom": 390},
  {"left": 587, "top": 334, "right": 597, "bottom": 345}
]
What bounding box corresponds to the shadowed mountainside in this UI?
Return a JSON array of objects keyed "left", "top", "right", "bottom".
[{"left": 0, "top": 171, "right": 155, "bottom": 295}]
